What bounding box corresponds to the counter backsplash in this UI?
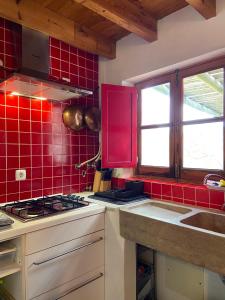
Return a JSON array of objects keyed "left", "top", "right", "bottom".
[
  {"left": 112, "top": 177, "right": 225, "bottom": 211},
  {"left": 0, "top": 17, "right": 99, "bottom": 203}
]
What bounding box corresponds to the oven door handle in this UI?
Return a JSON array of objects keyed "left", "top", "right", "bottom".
[
  {"left": 33, "top": 237, "right": 103, "bottom": 266},
  {"left": 56, "top": 272, "right": 104, "bottom": 299}
]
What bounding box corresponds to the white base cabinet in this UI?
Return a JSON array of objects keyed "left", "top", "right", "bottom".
[{"left": 24, "top": 213, "right": 105, "bottom": 300}]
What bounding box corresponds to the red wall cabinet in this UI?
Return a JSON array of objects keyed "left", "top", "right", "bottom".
[{"left": 101, "top": 84, "right": 138, "bottom": 168}]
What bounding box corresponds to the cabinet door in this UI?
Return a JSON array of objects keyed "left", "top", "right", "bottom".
[{"left": 102, "top": 84, "right": 137, "bottom": 168}]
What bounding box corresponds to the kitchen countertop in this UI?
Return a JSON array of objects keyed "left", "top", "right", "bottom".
[
  {"left": 0, "top": 191, "right": 149, "bottom": 242},
  {"left": 120, "top": 199, "right": 225, "bottom": 276},
  {"left": 0, "top": 194, "right": 105, "bottom": 242}
]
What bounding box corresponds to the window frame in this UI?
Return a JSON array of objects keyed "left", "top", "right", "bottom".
[{"left": 136, "top": 56, "right": 225, "bottom": 183}]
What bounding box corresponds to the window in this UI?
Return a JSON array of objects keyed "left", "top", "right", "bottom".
[{"left": 136, "top": 58, "right": 225, "bottom": 182}]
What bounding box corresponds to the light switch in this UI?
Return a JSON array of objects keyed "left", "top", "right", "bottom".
[{"left": 15, "top": 169, "right": 26, "bottom": 181}]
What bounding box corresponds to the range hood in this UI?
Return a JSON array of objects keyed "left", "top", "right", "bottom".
[{"left": 0, "top": 27, "right": 93, "bottom": 101}]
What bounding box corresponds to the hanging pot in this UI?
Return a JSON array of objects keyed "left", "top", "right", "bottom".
[
  {"left": 62, "top": 105, "right": 85, "bottom": 131},
  {"left": 84, "top": 106, "right": 101, "bottom": 132}
]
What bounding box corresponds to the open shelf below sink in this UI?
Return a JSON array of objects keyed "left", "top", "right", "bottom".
[{"left": 0, "top": 263, "right": 21, "bottom": 278}]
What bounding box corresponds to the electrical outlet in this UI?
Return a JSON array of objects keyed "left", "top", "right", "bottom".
[{"left": 15, "top": 169, "right": 26, "bottom": 181}]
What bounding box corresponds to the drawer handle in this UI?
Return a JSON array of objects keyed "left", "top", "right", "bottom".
[
  {"left": 33, "top": 237, "right": 103, "bottom": 266},
  {"left": 56, "top": 272, "right": 104, "bottom": 299}
]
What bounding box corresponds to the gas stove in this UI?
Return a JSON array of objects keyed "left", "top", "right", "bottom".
[{"left": 0, "top": 194, "right": 89, "bottom": 222}]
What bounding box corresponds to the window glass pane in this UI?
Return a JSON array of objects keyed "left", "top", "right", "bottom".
[
  {"left": 141, "top": 83, "right": 170, "bottom": 125},
  {"left": 183, "top": 122, "right": 223, "bottom": 170},
  {"left": 183, "top": 68, "right": 224, "bottom": 121},
  {"left": 141, "top": 127, "right": 170, "bottom": 167}
]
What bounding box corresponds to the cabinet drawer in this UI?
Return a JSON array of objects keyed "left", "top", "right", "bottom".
[
  {"left": 25, "top": 213, "right": 104, "bottom": 254},
  {"left": 32, "top": 268, "right": 104, "bottom": 300},
  {"left": 58, "top": 273, "right": 104, "bottom": 300},
  {"left": 26, "top": 231, "right": 104, "bottom": 299}
]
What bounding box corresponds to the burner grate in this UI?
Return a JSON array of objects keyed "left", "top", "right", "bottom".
[{"left": 0, "top": 195, "right": 89, "bottom": 222}]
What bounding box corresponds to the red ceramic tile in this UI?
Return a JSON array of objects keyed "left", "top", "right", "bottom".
[
  {"left": 20, "top": 156, "right": 31, "bottom": 168},
  {"left": 31, "top": 100, "right": 42, "bottom": 111},
  {"left": 152, "top": 194, "right": 161, "bottom": 200},
  {"left": 184, "top": 199, "right": 195, "bottom": 206},
  {"left": 20, "top": 132, "right": 31, "bottom": 144},
  {"left": 32, "top": 133, "right": 42, "bottom": 144},
  {"left": 152, "top": 182, "right": 161, "bottom": 195},
  {"left": 196, "top": 188, "right": 209, "bottom": 203},
  {"left": 20, "top": 180, "right": 31, "bottom": 192},
  {"left": 5, "top": 95, "right": 18, "bottom": 107},
  {"left": 0, "top": 143, "right": 6, "bottom": 156},
  {"left": 6, "top": 106, "right": 19, "bottom": 119},
  {"left": 20, "top": 191, "right": 32, "bottom": 200},
  {"left": 7, "top": 193, "right": 19, "bottom": 202},
  {"left": 0, "top": 182, "right": 6, "bottom": 195},
  {"left": 0, "top": 118, "right": 5, "bottom": 131},
  {"left": 7, "top": 156, "right": 19, "bottom": 169},
  {"left": 0, "top": 105, "right": 5, "bottom": 118},
  {"left": 50, "top": 46, "right": 60, "bottom": 58},
  {"left": 196, "top": 201, "right": 209, "bottom": 208},
  {"left": 117, "top": 178, "right": 125, "bottom": 189},
  {"left": 32, "top": 179, "right": 43, "bottom": 191},
  {"left": 20, "top": 144, "right": 31, "bottom": 156},
  {"left": 172, "top": 185, "right": 183, "bottom": 198},
  {"left": 183, "top": 187, "right": 195, "bottom": 201},
  {"left": 19, "top": 108, "right": 30, "bottom": 120},
  {"left": 209, "top": 204, "right": 222, "bottom": 211},
  {"left": 0, "top": 169, "right": 6, "bottom": 182},
  {"left": 162, "top": 195, "right": 172, "bottom": 201},
  {"left": 7, "top": 131, "right": 19, "bottom": 144},
  {"left": 31, "top": 155, "right": 42, "bottom": 167},
  {"left": 0, "top": 195, "right": 6, "bottom": 203},
  {"left": 210, "top": 190, "right": 224, "bottom": 206},
  {"left": 173, "top": 197, "right": 183, "bottom": 203},
  {"left": 162, "top": 184, "right": 172, "bottom": 196},
  {"left": 19, "top": 120, "right": 30, "bottom": 132},
  {"left": 7, "top": 181, "right": 19, "bottom": 194},
  {"left": 7, "top": 144, "right": 19, "bottom": 156}
]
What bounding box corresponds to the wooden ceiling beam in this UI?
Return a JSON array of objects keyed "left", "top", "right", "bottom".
[
  {"left": 185, "top": 0, "right": 216, "bottom": 19},
  {"left": 73, "top": 0, "right": 157, "bottom": 42},
  {"left": 0, "top": 0, "right": 116, "bottom": 59}
]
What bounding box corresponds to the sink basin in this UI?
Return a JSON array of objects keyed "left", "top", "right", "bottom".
[
  {"left": 128, "top": 202, "right": 191, "bottom": 220},
  {"left": 181, "top": 212, "right": 225, "bottom": 234}
]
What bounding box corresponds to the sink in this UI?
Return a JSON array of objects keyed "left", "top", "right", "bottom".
[
  {"left": 128, "top": 202, "right": 191, "bottom": 220},
  {"left": 181, "top": 212, "right": 225, "bottom": 234}
]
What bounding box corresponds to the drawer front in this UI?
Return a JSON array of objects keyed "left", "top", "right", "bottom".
[
  {"left": 25, "top": 213, "right": 104, "bottom": 254},
  {"left": 58, "top": 274, "right": 104, "bottom": 300},
  {"left": 26, "top": 231, "right": 104, "bottom": 299},
  {"left": 32, "top": 268, "right": 104, "bottom": 300}
]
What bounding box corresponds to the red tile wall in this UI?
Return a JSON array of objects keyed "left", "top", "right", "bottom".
[
  {"left": 112, "top": 177, "right": 225, "bottom": 211},
  {"left": 0, "top": 18, "right": 99, "bottom": 203}
]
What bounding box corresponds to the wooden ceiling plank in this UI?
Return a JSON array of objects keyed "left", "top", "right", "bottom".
[
  {"left": 185, "top": 0, "right": 216, "bottom": 19},
  {"left": 0, "top": 0, "right": 116, "bottom": 59},
  {"left": 73, "top": 0, "right": 157, "bottom": 42}
]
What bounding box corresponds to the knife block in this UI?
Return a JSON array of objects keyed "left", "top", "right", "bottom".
[{"left": 99, "top": 180, "right": 111, "bottom": 192}]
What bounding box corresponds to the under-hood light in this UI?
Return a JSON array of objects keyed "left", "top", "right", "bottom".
[{"left": 10, "top": 92, "right": 47, "bottom": 101}]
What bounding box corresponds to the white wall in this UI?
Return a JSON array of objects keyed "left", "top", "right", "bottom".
[{"left": 99, "top": 0, "right": 225, "bottom": 85}]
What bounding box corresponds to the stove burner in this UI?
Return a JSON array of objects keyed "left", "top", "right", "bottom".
[{"left": 0, "top": 195, "right": 89, "bottom": 222}]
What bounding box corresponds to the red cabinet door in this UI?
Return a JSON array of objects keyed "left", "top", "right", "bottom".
[{"left": 101, "top": 84, "right": 137, "bottom": 168}]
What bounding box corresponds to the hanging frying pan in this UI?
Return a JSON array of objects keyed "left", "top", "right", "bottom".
[
  {"left": 84, "top": 106, "right": 101, "bottom": 132},
  {"left": 62, "top": 105, "right": 85, "bottom": 131}
]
